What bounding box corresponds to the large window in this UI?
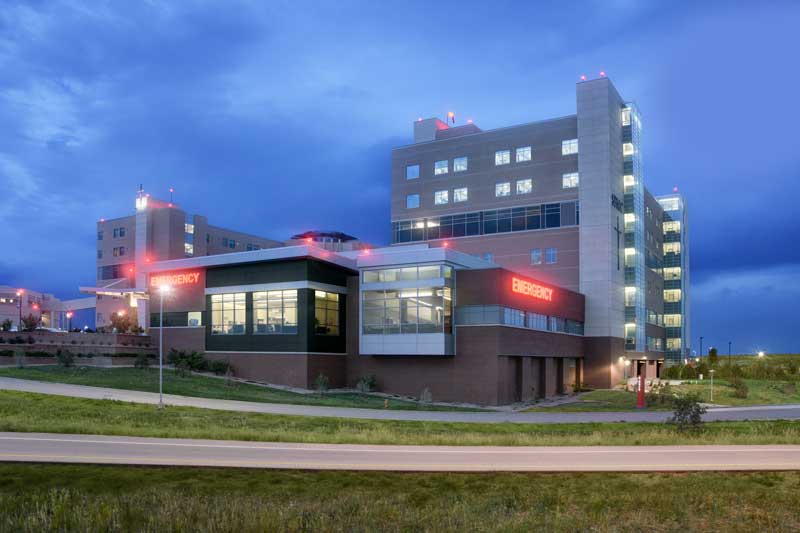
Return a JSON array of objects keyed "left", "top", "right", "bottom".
[
  {"left": 664, "top": 289, "right": 682, "bottom": 302},
  {"left": 562, "top": 139, "right": 578, "bottom": 155},
  {"left": 516, "top": 146, "right": 532, "bottom": 162},
  {"left": 516, "top": 179, "right": 532, "bottom": 195},
  {"left": 391, "top": 201, "right": 579, "bottom": 244},
  {"left": 453, "top": 187, "right": 468, "bottom": 203},
  {"left": 210, "top": 293, "right": 246, "bottom": 335},
  {"left": 253, "top": 290, "right": 297, "bottom": 334},
  {"left": 562, "top": 172, "right": 579, "bottom": 189},
  {"left": 362, "top": 287, "right": 451, "bottom": 335},
  {"left": 434, "top": 190, "right": 449, "bottom": 205},
  {"left": 315, "top": 291, "right": 340, "bottom": 335},
  {"left": 434, "top": 160, "right": 448, "bottom": 175},
  {"left": 545, "top": 247, "right": 557, "bottom": 264},
  {"left": 363, "top": 265, "right": 450, "bottom": 284},
  {"left": 663, "top": 220, "right": 681, "bottom": 233},
  {"left": 664, "top": 242, "right": 681, "bottom": 254},
  {"left": 531, "top": 248, "right": 542, "bottom": 265},
  {"left": 495, "top": 182, "right": 511, "bottom": 197},
  {"left": 495, "top": 150, "right": 510, "bottom": 165},
  {"left": 406, "top": 164, "right": 420, "bottom": 180},
  {"left": 453, "top": 156, "right": 468, "bottom": 172},
  {"left": 406, "top": 194, "right": 420, "bottom": 209},
  {"left": 456, "top": 305, "right": 583, "bottom": 335}
]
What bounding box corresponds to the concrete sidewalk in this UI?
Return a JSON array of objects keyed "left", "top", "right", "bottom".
[{"left": 2, "top": 377, "right": 800, "bottom": 424}]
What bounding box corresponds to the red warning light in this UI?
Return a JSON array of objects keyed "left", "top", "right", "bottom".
[
  {"left": 417, "top": 117, "right": 423, "bottom": 122},
  {"left": 580, "top": 74, "right": 587, "bottom": 81},
  {"left": 599, "top": 71, "right": 606, "bottom": 77},
  {"left": 305, "top": 237, "right": 313, "bottom": 244},
  {"left": 466, "top": 119, "right": 473, "bottom": 124},
  {"left": 442, "top": 241, "right": 449, "bottom": 248}
]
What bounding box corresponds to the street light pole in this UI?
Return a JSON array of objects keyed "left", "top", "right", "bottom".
[
  {"left": 728, "top": 341, "right": 732, "bottom": 366},
  {"left": 15, "top": 290, "right": 23, "bottom": 332},
  {"left": 157, "top": 284, "right": 172, "bottom": 410},
  {"left": 700, "top": 337, "right": 704, "bottom": 359},
  {"left": 709, "top": 369, "right": 715, "bottom": 403}
]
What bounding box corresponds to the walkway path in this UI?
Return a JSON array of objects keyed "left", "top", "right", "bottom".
[
  {"left": 3, "top": 377, "right": 800, "bottom": 424},
  {"left": 2, "top": 432, "right": 799, "bottom": 471}
]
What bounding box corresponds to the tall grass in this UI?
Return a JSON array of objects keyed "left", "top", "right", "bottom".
[
  {"left": 1, "top": 465, "right": 799, "bottom": 531},
  {"left": 2, "top": 391, "right": 800, "bottom": 446}
]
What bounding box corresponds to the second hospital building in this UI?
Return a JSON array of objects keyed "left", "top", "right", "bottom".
[{"left": 115, "top": 76, "right": 688, "bottom": 404}]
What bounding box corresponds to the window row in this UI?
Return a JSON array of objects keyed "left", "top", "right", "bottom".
[
  {"left": 455, "top": 305, "right": 584, "bottom": 335},
  {"left": 405, "top": 156, "right": 469, "bottom": 180},
  {"left": 392, "top": 201, "right": 579, "bottom": 244},
  {"left": 362, "top": 265, "right": 452, "bottom": 284},
  {"left": 113, "top": 246, "right": 126, "bottom": 257},
  {"left": 208, "top": 290, "right": 340, "bottom": 336},
  {"left": 362, "top": 288, "right": 452, "bottom": 335},
  {"left": 97, "top": 264, "right": 131, "bottom": 280},
  {"left": 408, "top": 173, "right": 578, "bottom": 209}
]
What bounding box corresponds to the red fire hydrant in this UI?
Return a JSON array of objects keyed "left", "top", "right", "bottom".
[{"left": 636, "top": 373, "right": 646, "bottom": 409}]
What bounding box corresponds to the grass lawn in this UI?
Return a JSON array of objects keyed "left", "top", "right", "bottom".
[
  {"left": 0, "top": 366, "right": 480, "bottom": 411},
  {"left": 2, "top": 390, "right": 800, "bottom": 446},
  {"left": 524, "top": 389, "right": 673, "bottom": 412},
  {"left": 1, "top": 464, "right": 798, "bottom": 531},
  {"left": 673, "top": 379, "right": 800, "bottom": 406}
]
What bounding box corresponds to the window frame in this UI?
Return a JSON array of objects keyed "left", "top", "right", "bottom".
[
  {"left": 405, "top": 164, "right": 420, "bottom": 180},
  {"left": 494, "top": 150, "right": 511, "bottom": 166},
  {"left": 453, "top": 156, "right": 468, "bottom": 172},
  {"left": 406, "top": 194, "right": 420, "bottom": 209},
  {"left": 434, "top": 160, "right": 449, "bottom": 175},
  {"left": 516, "top": 178, "right": 533, "bottom": 195},
  {"left": 434, "top": 190, "right": 449, "bottom": 205},
  {"left": 495, "top": 182, "right": 511, "bottom": 198},
  {"left": 453, "top": 187, "right": 468, "bottom": 203},
  {"left": 515, "top": 146, "right": 532, "bottom": 162}
]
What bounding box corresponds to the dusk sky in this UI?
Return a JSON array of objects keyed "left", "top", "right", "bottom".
[{"left": 1, "top": 1, "right": 799, "bottom": 353}]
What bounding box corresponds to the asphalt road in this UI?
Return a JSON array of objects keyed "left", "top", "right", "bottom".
[
  {"left": 1, "top": 432, "right": 799, "bottom": 472},
  {"left": 3, "top": 377, "right": 800, "bottom": 424}
]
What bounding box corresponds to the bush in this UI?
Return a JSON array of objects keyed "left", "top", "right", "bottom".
[
  {"left": 662, "top": 365, "right": 681, "bottom": 380},
  {"left": 26, "top": 351, "right": 53, "bottom": 358},
  {"left": 682, "top": 365, "right": 697, "bottom": 379},
  {"left": 56, "top": 350, "right": 75, "bottom": 368},
  {"left": 646, "top": 382, "right": 674, "bottom": 406},
  {"left": 356, "top": 375, "right": 377, "bottom": 393},
  {"left": 0, "top": 350, "right": 13, "bottom": 357},
  {"left": 21, "top": 314, "right": 39, "bottom": 332},
  {"left": 134, "top": 353, "right": 151, "bottom": 369},
  {"left": 167, "top": 349, "right": 208, "bottom": 373},
  {"left": 667, "top": 394, "right": 706, "bottom": 432},
  {"left": 208, "top": 359, "right": 231, "bottom": 376},
  {"left": 314, "top": 373, "right": 330, "bottom": 395},
  {"left": 731, "top": 378, "right": 749, "bottom": 399},
  {"left": 1, "top": 319, "right": 11, "bottom": 331},
  {"left": 695, "top": 361, "right": 710, "bottom": 378}
]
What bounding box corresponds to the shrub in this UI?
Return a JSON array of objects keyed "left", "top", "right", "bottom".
[
  {"left": 167, "top": 349, "right": 208, "bottom": 372},
  {"left": 662, "top": 365, "right": 681, "bottom": 380},
  {"left": 208, "top": 359, "right": 231, "bottom": 376},
  {"left": 356, "top": 375, "right": 378, "bottom": 393},
  {"left": 314, "top": 373, "right": 330, "bottom": 395},
  {"left": 695, "top": 361, "right": 710, "bottom": 378},
  {"left": 0, "top": 350, "right": 13, "bottom": 357},
  {"left": 134, "top": 353, "right": 151, "bottom": 369},
  {"left": 56, "top": 350, "right": 75, "bottom": 368},
  {"left": 21, "top": 314, "right": 39, "bottom": 332},
  {"left": 646, "top": 382, "right": 674, "bottom": 406},
  {"left": 667, "top": 394, "right": 706, "bottom": 432},
  {"left": 731, "top": 378, "right": 749, "bottom": 399},
  {"left": 1, "top": 319, "right": 11, "bottom": 331},
  {"left": 26, "top": 351, "right": 53, "bottom": 358},
  {"left": 682, "top": 365, "right": 697, "bottom": 379},
  {"left": 26, "top": 336, "right": 35, "bottom": 344}
]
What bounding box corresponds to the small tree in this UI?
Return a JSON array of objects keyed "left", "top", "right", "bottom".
[
  {"left": 314, "top": 373, "right": 330, "bottom": 396},
  {"left": 1, "top": 319, "right": 11, "bottom": 332},
  {"left": 667, "top": 394, "right": 707, "bottom": 432},
  {"left": 109, "top": 312, "right": 133, "bottom": 334},
  {"left": 21, "top": 314, "right": 39, "bottom": 332},
  {"left": 708, "top": 347, "right": 718, "bottom": 366},
  {"left": 731, "top": 378, "right": 749, "bottom": 399},
  {"left": 56, "top": 350, "right": 75, "bottom": 368}
]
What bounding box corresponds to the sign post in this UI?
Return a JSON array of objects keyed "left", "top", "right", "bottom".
[{"left": 636, "top": 373, "right": 646, "bottom": 409}]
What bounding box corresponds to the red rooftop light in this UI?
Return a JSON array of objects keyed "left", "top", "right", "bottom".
[
  {"left": 580, "top": 74, "right": 587, "bottom": 81},
  {"left": 599, "top": 71, "right": 606, "bottom": 77},
  {"left": 442, "top": 241, "right": 449, "bottom": 248},
  {"left": 466, "top": 119, "right": 473, "bottom": 124},
  {"left": 417, "top": 117, "right": 422, "bottom": 122},
  {"left": 305, "top": 237, "right": 313, "bottom": 244}
]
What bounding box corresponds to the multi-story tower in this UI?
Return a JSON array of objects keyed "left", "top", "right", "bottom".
[
  {"left": 657, "top": 192, "right": 690, "bottom": 364},
  {"left": 390, "top": 76, "right": 680, "bottom": 385},
  {"left": 92, "top": 189, "right": 283, "bottom": 328}
]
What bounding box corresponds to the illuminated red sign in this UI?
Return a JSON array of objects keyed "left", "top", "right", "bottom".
[
  {"left": 150, "top": 271, "right": 201, "bottom": 288},
  {"left": 511, "top": 277, "right": 553, "bottom": 302}
]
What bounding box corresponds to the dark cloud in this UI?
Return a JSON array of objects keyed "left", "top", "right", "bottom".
[{"left": 1, "top": 0, "right": 799, "bottom": 350}]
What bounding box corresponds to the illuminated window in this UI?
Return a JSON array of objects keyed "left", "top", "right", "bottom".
[
  {"left": 495, "top": 150, "right": 511, "bottom": 166},
  {"left": 531, "top": 248, "right": 542, "bottom": 265},
  {"left": 545, "top": 247, "right": 557, "bottom": 264},
  {"left": 562, "top": 139, "right": 578, "bottom": 155},
  {"left": 454, "top": 157, "right": 468, "bottom": 172},
  {"left": 667, "top": 338, "right": 682, "bottom": 351},
  {"left": 254, "top": 290, "right": 297, "bottom": 334},
  {"left": 184, "top": 243, "right": 194, "bottom": 256},
  {"left": 453, "top": 187, "right": 468, "bottom": 202},
  {"left": 188, "top": 312, "right": 202, "bottom": 327},
  {"left": 624, "top": 213, "right": 636, "bottom": 232},
  {"left": 624, "top": 175, "right": 635, "bottom": 191},
  {"left": 434, "top": 190, "right": 449, "bottom": 205},
  {"left": 664, "top": 242, "right": 681, "bottom": 254},
  {"left": 659, "top": 197, "right": 680, "bottom": 211},
  {"left": 663, "top": 220, "right": 681, "bottom": 233},
  {"left": 495, "top": 182, "right": 511, "bottom": 197},
  {"left": 362, "top": 287, "right": 451, "bottom": 335},
  {"left": 623, "top": 143, "right": 635, "bottom": 156},
  {"left": 185, "top": 223, "right": 194, "bottom": 234},
  {"left": 624, "top": 248, "right": 636, "bottom": 267},
  {"left": 516, "top": 179, "right": 532, "bottom": 195},
  {"left": 516, "top": 146, "right": 532, "bottom": 162},
  {"left": 562, "top": 172, "right": 579, "bottom": 189},
  {"left": 434, "top": 160, "right": 448, "bottom": 175},
  {"left": 315, "top": 291, "right": 340, "bottom": 335},
  {"left": 625, "top": 287, "right": 636, "bottom": 306},
  {"left": 664, "top": 314, "right": 682, "bottom": 327},
  {"left": 664, "top": 289, "right": 682, "bottom": 303},
  {"left": 406, "top": 194, "right": 420, "bottom": 209},
  {"left": 406, "top": 165, "right": 420, "bottom": 180},
  {"left": 210, "top": 293, "right": 246, "bottom": 335},
  {"left": 621, "top": 108, "right": 631, "bottom": 126},
  {"left": 663, "top": 267, "right": 681, "bottom": 280}
]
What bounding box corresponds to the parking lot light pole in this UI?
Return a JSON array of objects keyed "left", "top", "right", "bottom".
[
  {"left": 158, "top": 284, "right": 172, "bottom": 409},
  {"left": 709, "top": 369, "right": 715, "bottom": 403}
]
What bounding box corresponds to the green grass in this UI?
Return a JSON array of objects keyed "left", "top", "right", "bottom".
[
  {"left": 1, "top": 464, "right": 799, "bottom": 531},
  {"left": 524, "top": 389, "right": 673, "bottom": 412},
  {"left": 0, "top": 366, "right": 480, "bottom": 411},
  {"left": 673, "top": 379, "right": 800, "bottom": 406},
  {"left": 3, "top": 391, "right": 800, "bottom": 446}
]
